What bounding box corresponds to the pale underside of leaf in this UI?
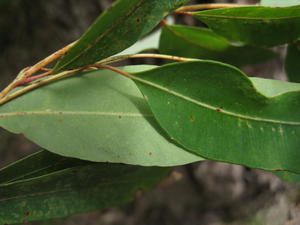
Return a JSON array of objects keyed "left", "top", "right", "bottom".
[{"left": 0, "top": 65, "right": 202, "bottom": 166}]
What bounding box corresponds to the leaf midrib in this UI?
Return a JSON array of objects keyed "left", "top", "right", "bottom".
[
  {"left": 132, "top": 75, "right": 300, "bottom": 126},
  {"left": 0, "top": 111, "right": 153, "bottom": 118},
  {"left": 195, "top": 13, "right": 300, "bottom": 20}
]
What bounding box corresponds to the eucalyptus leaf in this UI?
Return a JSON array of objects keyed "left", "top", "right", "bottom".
[
  {"left": 193, "top": 5, "right": 300, "bottom": 47},
  {"left": 0, "top": 66, "right": 202, "bottom": 166},
  {"left": 0, "top": 150, "right": 86, "bottom": 184},
  {"left": 132, "top": 61, "right": 300, "bottom": 173},
  {"left": 159, "top": 24, "right": 276, "bottom": 66},
  {"left": 285, "top": 41, "right": 300, "bottom": 83},
  {"left": 54, "top": 0, "right": 188, "bottom": 72},
  {"left": 0, "top": 161, "right": 168, "bottom": 224}
]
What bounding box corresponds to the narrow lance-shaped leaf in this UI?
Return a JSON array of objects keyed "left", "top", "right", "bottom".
[
  {"left": 0, "top": 65, "right": 202, "bottom": 166},
  {"left": 54, "top": 0, "right": 189, "bottom": 72},
  {"left": 0, "top": 158, "right": 169, "bottom": 224},
  {"left": 193, "top": 5, "right": 300, "bottom": 47},
  {"left": 132, "top": 61, "right": 300, "bottom": 173},
  {"left": 0, "top": 150, "right": 87, "bottom": 184},
  {"left": 159, "top": 24, "right": 276, "bottom": 66},
  {"left": 285, "top": 41, "right": 300, "bottom": 83}
]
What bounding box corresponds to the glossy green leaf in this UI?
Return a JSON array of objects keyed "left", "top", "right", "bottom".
[
  {"left": 0, "top": 160, "right": 168, "bottom": 224},
  {"left": 193, "top": 6, "right": 300, "bottom": 47},
  {"left": 0, "top": 66, "right": 202, "bottom": 166},
  {"left": 54, "top": 0, "right": 188, "bottom": 72},
  {"left": 132, "top": 61, "right": 300, "bottom": 173},
  {"left": 274, "top": 171, "right": 300, "bottom": 183},
  {"left": 285, "top": 41, "right": 300, "bottom": 83},
  {"left": 159, "top": 24, "right": 276, "bottom": 66},
  {"left": 261, "top": 0, "right": 300, "bottom": 7},
  {"left": 0, "top": 150, "right": 86, "bottom": 184}
]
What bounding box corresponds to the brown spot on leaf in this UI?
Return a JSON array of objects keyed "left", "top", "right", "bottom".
[
  {"left": 189, "top": 115, "right": 195, "bottom": 121},
  {"left": 24, "top": 211, "right": 30, "bottom": 216},
  {"left": 275, "top": 168, "right": 283, "bottom": 172},
  {"left": 216, "top": 106, "right": 224, "bottom": 112},
  {"left": 148, "top": 152, "right": 152, "bottom": 156},
  {"left": 136, "top": 18, "right": 141, "bottom": 23}
]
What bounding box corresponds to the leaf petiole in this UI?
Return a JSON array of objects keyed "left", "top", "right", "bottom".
[
  {"left": 0, "top": 54, "right": 197, "bottom": 105},
  {"left": 174, "top": 3, "right": 252, "bottom": 13}
]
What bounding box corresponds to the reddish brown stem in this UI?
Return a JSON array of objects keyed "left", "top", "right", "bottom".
[
  {"left": 13, "top": 71, "right": 52, "bottom": 88},
  {"left": 172, "top": 11, "right": 193, "bottom": 16}
]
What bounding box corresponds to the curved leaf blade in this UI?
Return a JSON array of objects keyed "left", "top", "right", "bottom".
[
  {"left": 0, "top": 161, "right": 168, "bottom": 224},
  {"left": 132, "top": 61, "right": 300, "bottom": 173},
  {"left": 54, "top": 0, "right": 188, "bottom": 72},
  {"left": 0, "top": 66, "right": 202, "bottom": 166},
  {"left": 193, "top": 6, "right": 300, "bottom": 47},
  {"left": 285, "top": 41, "right": 300, "bottom": 83},
  {"left": 159, "top": 24, "right": 276, "bottom": 66}
]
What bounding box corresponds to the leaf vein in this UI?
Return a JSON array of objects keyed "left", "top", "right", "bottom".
[
  {"left": 132, "top": 75, "right": 300, "bottom": 126},
  {"left": 0, "top": 111, "right": 153, "bottom": 118}
]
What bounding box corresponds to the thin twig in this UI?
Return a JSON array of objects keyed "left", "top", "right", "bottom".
[
  {"left": 13, "top": 71, "right": 52, "bottom": 88},
  {"left": 0, "top": 53, "right": 196, "bottom": 105},
  {"left": 97, "top": 53, "right": 197, "bottom": 65},
  {"left": 95, "top": 65, "right": 131, "bottom": 78},
  {"left": 0, "top": 41, "right": 76, "bottom": 99},
  {"left": 0, "top": 68, "right": 82, "bottom": 105},
  {"left": 174, "top": 3, "right": 251, "bottom": 12},
  {"left": 21, "top": 41, "right": 76, "bottom": 79}
]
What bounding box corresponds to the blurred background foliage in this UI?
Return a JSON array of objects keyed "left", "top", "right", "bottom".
[{"left": 0, "top": 0, "right": 300, "bottom": 225}]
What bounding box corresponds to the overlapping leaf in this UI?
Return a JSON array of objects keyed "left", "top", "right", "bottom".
[
  {"left": 132, "top": 61, "right": 300, "bottom": 173},
  {"left": 0, "top": 66, "right": 202, "bottom": 166},
  {"left": 159, "top": 24, "right": 276, "bottom": 66},
  {"left": 193, "top": 5, "right": 300, "bottom": 47},
  {"left": 54, "top": 0, "right": 188, "bottom": 72},
  {"left": 0, "top": 151, "right": 168, "bottom": 224},
  {"left": 285, "top": 41, "right": 300, "bottom": 83}
]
